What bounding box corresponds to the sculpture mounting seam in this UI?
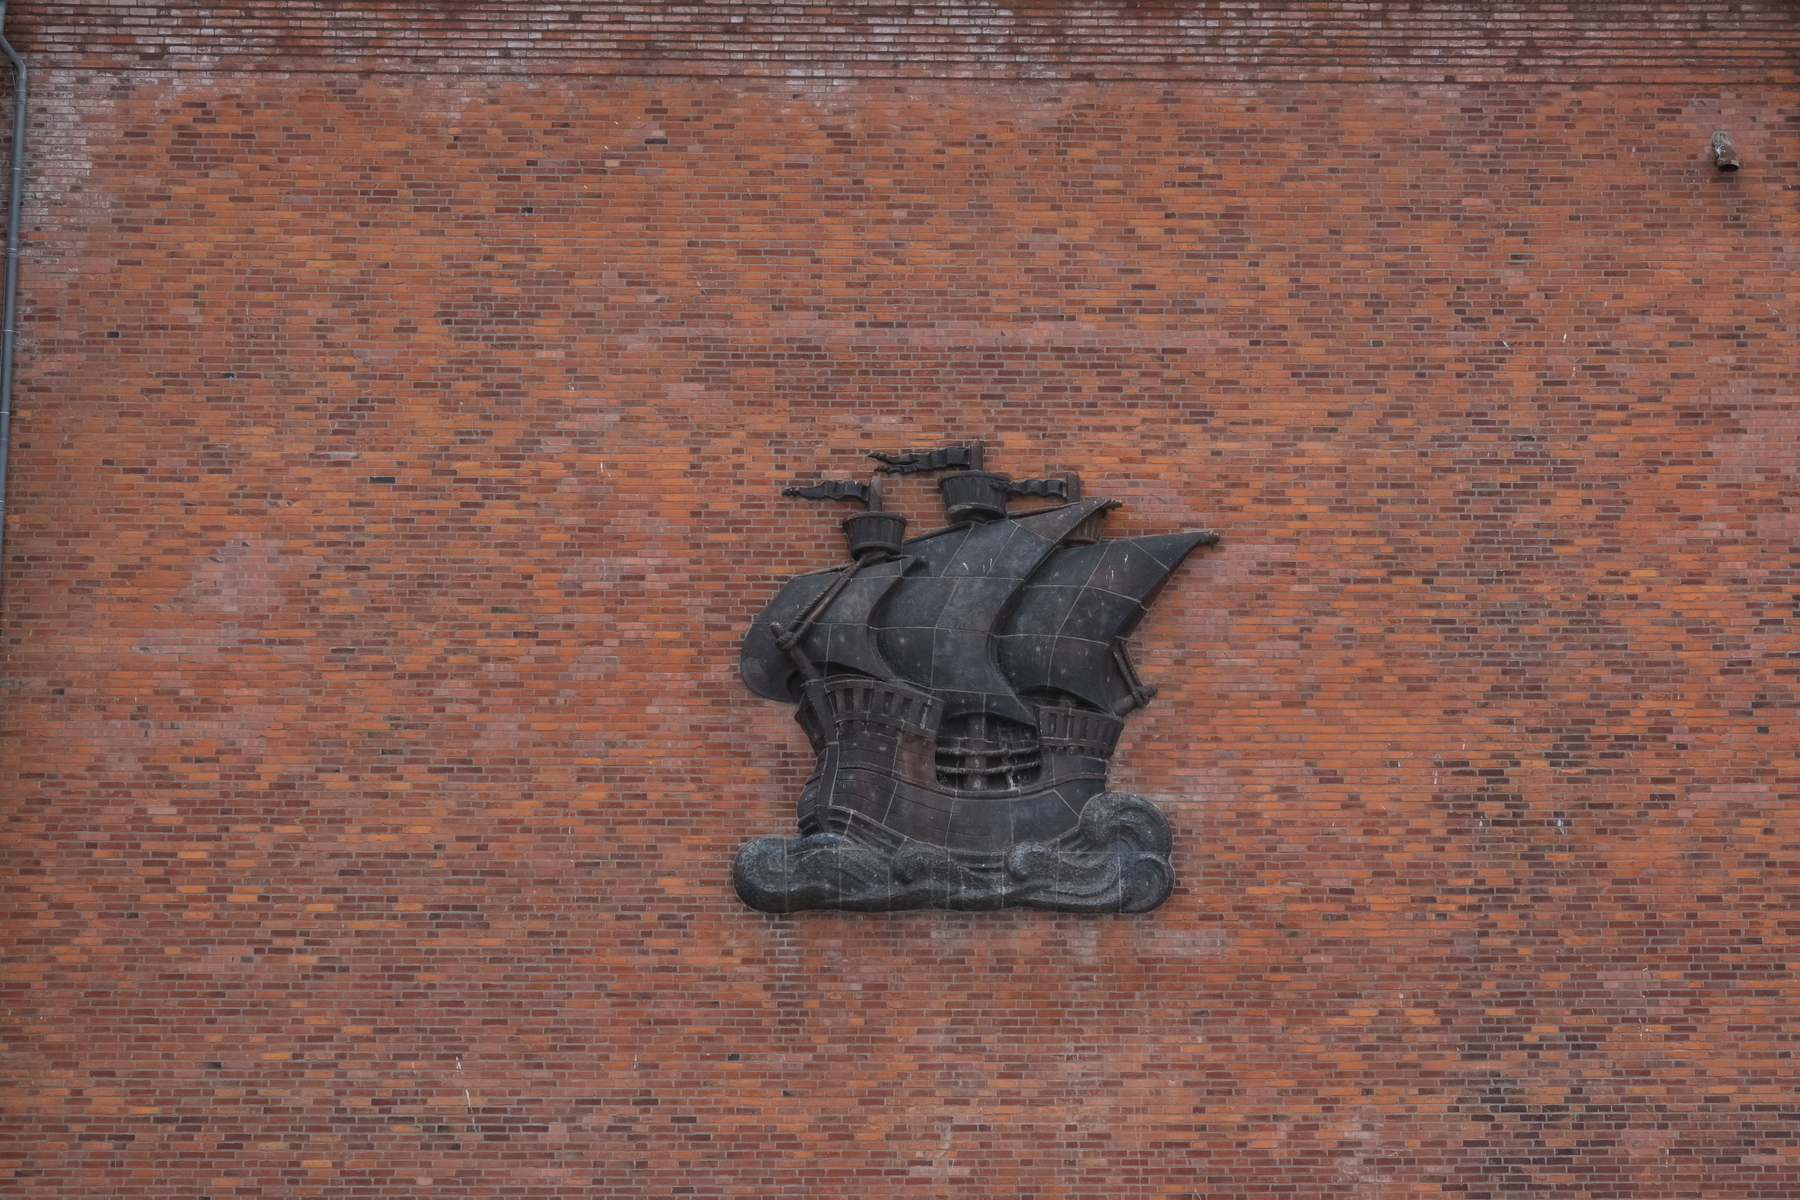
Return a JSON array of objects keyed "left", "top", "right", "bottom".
[{"left": 734, "top": 443, "right": 1218, "bottom": 913}]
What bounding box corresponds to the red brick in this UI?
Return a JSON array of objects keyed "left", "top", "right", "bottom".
[{"left": 3, "top": 7, "right": 1798, "bottom": 1197}]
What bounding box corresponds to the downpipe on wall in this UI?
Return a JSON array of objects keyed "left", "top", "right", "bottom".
[{"left": 0, "top": 0, "right": 25, "bottom": 599}]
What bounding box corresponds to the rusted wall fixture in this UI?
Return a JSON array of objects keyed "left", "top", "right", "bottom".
[{"left": 1711, "top": 130, "right": 1741, "bottom": 171}]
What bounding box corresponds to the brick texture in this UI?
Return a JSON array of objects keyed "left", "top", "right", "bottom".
[
  {"left": 3, "top": 5, "right": 1799, "bottom": 1198},
  {"left": 12, "top": 0, "right": 1800, "bottom": 82}
]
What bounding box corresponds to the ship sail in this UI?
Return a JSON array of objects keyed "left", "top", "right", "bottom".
[
  {"left": 995, "top": 530, "right": 1217, "bottom": 716},
  {"left": 740, "top": 557, "right": 915, "bottom": 703},
  {"left": 870, "top": 499, "right": 1110, "bottom": 726},
  {"left": 741, "top": 498, "right": 1196, "bottom": 722}
]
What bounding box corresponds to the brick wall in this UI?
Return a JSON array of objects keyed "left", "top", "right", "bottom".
[
  {"left": 4, "top": 4, "right": 1799, "bottom": 1197},
  {"left": 14, "top": 0, "right": 1800, "bottom": 82}
]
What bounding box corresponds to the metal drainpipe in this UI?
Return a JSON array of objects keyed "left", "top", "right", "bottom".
[{"left": 0, "top": 0, "right": 25, "bottom": 597}]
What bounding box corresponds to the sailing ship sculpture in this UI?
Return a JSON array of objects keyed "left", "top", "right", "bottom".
[{"left": 734, "top": 444, "right": 1218, "bottom": 913}]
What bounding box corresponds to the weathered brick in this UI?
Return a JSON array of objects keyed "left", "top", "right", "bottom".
[{"left": 3, "top": 6, "right": 1798, "bottom": 1197}]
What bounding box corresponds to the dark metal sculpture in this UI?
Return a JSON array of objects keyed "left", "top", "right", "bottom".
[
  {"left": 1711, "top": 130, "right": 1741, "bottom": 172},
  {"left": 735, "top": 443, "right": 1218, "bottom": 913}
]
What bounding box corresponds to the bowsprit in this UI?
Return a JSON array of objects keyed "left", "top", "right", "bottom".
[{"left": 734, "top": 443, "right": 1219, "bottom": 913}]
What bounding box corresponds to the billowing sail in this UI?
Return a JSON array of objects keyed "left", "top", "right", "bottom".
[
  {"left": 995, "top": 531, "right": 1216, "bottom": 716},
  {"left": 871, "top": 500, "right": 1109, "bottom": 726},
  {"left": 740, "top": 557, "right": 914, "bottom": 703}
]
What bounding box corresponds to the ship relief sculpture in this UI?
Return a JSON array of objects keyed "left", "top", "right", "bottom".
[{"left": 734, "top": 443, "right": 1218, "bottom": 913}]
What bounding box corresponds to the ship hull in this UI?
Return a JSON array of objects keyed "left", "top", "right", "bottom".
[{"left": 794, "top": 675, "right": 1124, "bottom": 865}]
